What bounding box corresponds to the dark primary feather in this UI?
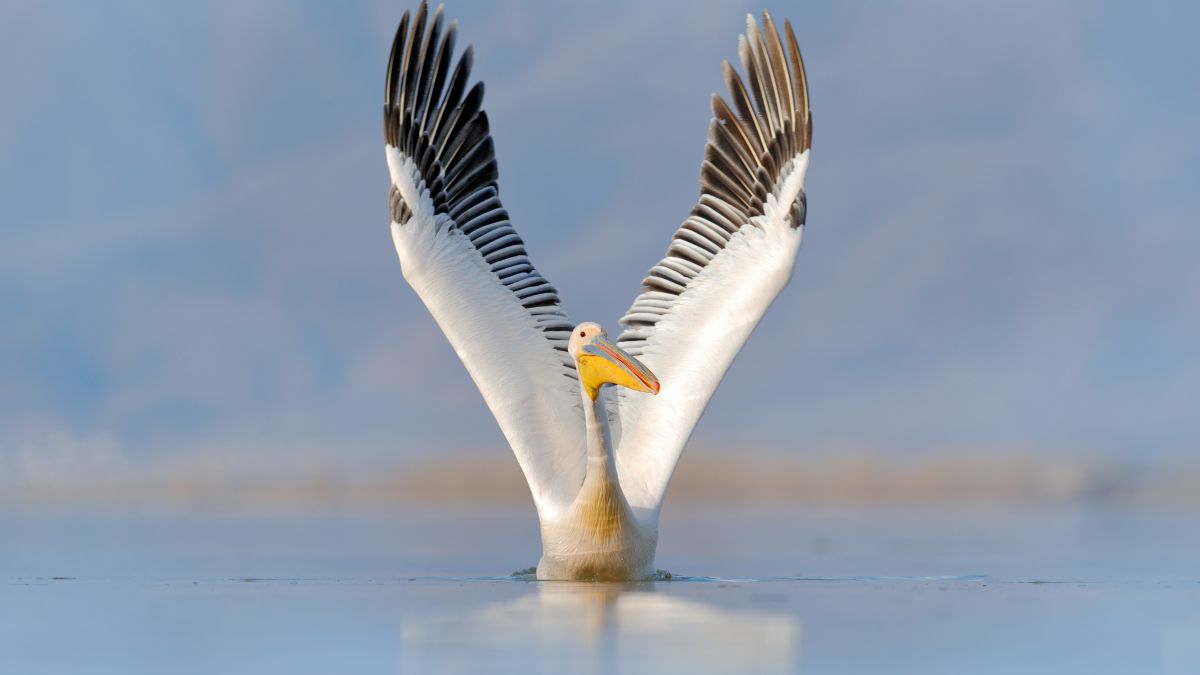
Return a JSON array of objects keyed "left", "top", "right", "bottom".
[
  {"left": 384, "top": 2, "right": 575, "bottom": 361},
  {"left": 618, "top": 12, "right": 812, "bottom": 355}
]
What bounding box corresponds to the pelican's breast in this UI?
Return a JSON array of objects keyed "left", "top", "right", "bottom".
[
  {"left": 537, "top": 466, "right": 656, "bottom": 581},
  {"left": 578, "top": 472, "right": 632, "bottom": 544}
]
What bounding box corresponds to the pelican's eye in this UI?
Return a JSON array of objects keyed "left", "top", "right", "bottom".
[{"left": 579, "top": 330, "right": 586, "bottom": 337}]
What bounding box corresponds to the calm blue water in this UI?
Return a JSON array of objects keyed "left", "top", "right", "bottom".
[{"left": 2, "top": 505, "right": 1198, "bottom": 673}]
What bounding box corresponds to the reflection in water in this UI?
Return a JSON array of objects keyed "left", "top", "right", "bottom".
[{"left": 399, "top": 583, "right": 799, "bottom": 673}]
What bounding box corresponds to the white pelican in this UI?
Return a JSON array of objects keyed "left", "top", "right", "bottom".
[{"left": 384, "top": 3, "right": 811, "bottom": 580}]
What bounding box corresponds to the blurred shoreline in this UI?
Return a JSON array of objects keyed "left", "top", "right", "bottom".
[{"left": 4, "top": 450, "right": 1199, "bottom": 510}]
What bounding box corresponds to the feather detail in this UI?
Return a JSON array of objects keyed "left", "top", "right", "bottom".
[
  {"left": 617, "top": 11, "right": 812, "bottom": 356},
  {"left": 610, "top": 12, "right": 813, "bottom": 515},
  {"left": 384, "top": 2, "right": 574, "bottom": 366}
]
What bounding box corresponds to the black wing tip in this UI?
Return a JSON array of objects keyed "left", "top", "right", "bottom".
[
  {"left": 726, "top": 12, "right": 812, "bottom": 154},
  {"left": 693, "top": 13, "right": 812, "bottom": 219},
  {"left": 384, "top": 4, "right": 566, "bottom": 339},
  {"left": 384, "top": 3, "right": 453, "bottom": 137},
  {"left": 780, "top": 17, "right": 812, "bottom": 152},
  {"left": 384, "top": 11, "right": 410, "bottom": 108},
  {"left": 384, "top": 1, "right": 493, "bottom": 184}
]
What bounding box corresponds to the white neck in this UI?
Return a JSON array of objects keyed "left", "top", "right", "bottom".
[{"left": 582, "top": 387, "right": 618, "bottom": 484}]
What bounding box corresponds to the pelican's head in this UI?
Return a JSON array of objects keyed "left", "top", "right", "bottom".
[{"left": 568, "top": 322, "right": 660, "bottom": 401}]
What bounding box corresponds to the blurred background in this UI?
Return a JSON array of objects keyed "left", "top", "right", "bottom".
[{"left": 2, "top": 0, "right": 1198, "bottom": 510}]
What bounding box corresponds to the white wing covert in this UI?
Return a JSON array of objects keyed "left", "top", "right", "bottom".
[
  {"left": 611, "top": 13, "right": 813, "bottom": 515},
  {"left": 384, "top": 3, "right": 585, "bottom": 517}
]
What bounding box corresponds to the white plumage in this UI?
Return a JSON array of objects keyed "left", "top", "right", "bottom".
[
  {"left": 613, "top": 155, "right": 809, "bottom": 519},
  {"left": 383, "top": 3, "right": 812, "bottom": 580},
  {"left": 387, "top": 150, "right": 587, "bottom": 519}
]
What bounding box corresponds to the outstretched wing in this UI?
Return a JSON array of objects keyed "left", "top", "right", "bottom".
[
  {"left": 384, "top": 3, "right": 584, "bottom": 518},
  {"left": 611, "top": 12, "right": 812, "bottom": 515}
]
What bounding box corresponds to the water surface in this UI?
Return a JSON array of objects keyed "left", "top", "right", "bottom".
[{"left": 3, "top": 505, "right": 1198, "bottom": 673}]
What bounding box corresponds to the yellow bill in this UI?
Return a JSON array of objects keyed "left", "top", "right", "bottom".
[{"left": 577, "top": 336, "right": 661, "bottom": 400}]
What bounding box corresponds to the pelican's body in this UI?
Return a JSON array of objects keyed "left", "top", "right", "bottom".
[
  {"left": 538, "top": 388, "right": 656, "bottom": 581},
  {"left": 535, "top": 323, "right": 662, "bottom": 580},
  {"left": 383, "top": 3, "right": 812, "bottom": 580}
]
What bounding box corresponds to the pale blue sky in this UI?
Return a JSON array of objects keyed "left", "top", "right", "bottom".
[{"left": 2, "top": 1, "right": 1198, "bottom": 479}]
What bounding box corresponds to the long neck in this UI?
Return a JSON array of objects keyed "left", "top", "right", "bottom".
[
  {"left": 572, "top": 385, "right": 637, "bottom": 544},
  {"left": 582, "top": 387, "right": 618, "bottom": 483}
]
